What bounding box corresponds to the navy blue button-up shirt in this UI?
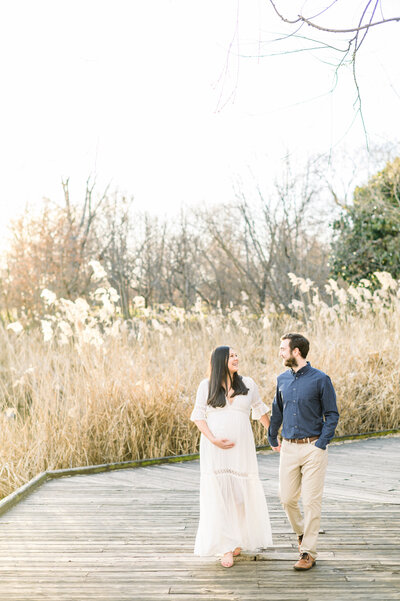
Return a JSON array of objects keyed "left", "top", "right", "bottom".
[{"left": 268, "top": 362, "right": 339, "bottom": 450}]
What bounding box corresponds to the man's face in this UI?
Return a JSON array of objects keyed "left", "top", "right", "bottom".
[{"left": 279, "top": 338, "right": 298, "bottom": 368}]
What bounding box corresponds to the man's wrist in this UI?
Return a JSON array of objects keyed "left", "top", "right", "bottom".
[{"left": 268, "top": 435, "right": 279, "bottom": 448}]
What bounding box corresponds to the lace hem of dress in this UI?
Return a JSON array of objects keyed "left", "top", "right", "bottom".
[{"left": 214, "top": 468, "right": 248, "bottom": 477}]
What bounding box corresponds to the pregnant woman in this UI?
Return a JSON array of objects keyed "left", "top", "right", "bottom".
[{"left": 190, "top": 345, "right": 273, "bottom": 567}]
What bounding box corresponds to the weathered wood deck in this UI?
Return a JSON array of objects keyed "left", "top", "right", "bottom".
[{"left": 0, "top": 436, "right": 399, "bottom": 600}]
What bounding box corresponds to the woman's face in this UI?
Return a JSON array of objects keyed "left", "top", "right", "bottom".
[{"left": 227, "top": 348, "right": 239, "bottom": 374}]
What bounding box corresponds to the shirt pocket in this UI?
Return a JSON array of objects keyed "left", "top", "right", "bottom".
[
  {"left": 280, "top": 387, "right": 295, "bottom": 409},
  {"left": 298, "top": 385, "right": 321, "bottom": 415}
]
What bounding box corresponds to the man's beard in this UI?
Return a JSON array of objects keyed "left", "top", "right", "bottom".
[{"left": 284, "top": 356, "right": 298, "bottom": 368}]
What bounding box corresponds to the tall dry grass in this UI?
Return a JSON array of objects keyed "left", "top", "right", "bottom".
[{"left": 0, "top": 269, "right": 399, "bottom": 499}]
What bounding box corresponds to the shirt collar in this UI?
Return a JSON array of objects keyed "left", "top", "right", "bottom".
[{"left": 291, "top": 361, "right": 311, "bottom": 376}]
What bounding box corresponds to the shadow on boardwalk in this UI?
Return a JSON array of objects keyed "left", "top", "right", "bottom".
[{"left": 0, "top": 436, "right": 399, "bottom": 600}]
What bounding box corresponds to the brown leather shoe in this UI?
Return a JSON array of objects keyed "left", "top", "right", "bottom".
[
  {"left": 297, "top": 534, "right": 303, "bottom": 552},
  {"left": 294, "top": 552, "right": 316, "bottom": 571}
]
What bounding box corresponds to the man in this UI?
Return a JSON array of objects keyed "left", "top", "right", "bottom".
[{"left": 268, "top": 333, "right": 339, "bottom": 571}]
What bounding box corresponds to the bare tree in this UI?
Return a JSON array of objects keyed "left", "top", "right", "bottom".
[
  {"left": 59, "top": 178, "right": 109, "bottom": 297},
  {"left": 97, "top": 193, "right": 136, "bottom": 319},
  {"left": 165, "top": 211, "right": 210, "bottom": 308},
  {"left": 130, "top": 214, "right": 168, "bottom": 307},
  {"left": 198, "top": 162, "right": 330, "bottom": 312},
  {"left": 1, "top": 180, "right": 136, "bottom": 319},
  {"left": 2, "top": 179, "right": 108, "bottom": 319}
]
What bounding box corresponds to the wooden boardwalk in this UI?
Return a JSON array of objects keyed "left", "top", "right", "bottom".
[{"left": 0, "top": 436, "right": 399, "bottom": 600}]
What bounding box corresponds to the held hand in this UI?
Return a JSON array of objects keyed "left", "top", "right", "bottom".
[
  {"left": 271, "top": 443, "right": 281, "bottom": 452},
  {"left": 213, "top": 438, "right": 235, "bottom": 449}
]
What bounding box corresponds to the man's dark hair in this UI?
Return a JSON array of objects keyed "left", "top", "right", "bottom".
[{"left": 281, "top": 333, "right": 310, "bottom": 358}]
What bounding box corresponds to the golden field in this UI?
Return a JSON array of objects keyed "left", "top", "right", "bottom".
[{"left": 0, "top": 271, "right": 399, "bottom": 500}]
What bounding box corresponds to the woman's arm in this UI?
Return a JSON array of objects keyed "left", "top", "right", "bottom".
[
  {"left": 258, "top": 413, "right": 270, "bottom": 430},
  {"left": 249, "top": 378, "right": 271, "bottom": 423},
  {"left": 193, "top": 420, "right": 235, "bottom": 449}
]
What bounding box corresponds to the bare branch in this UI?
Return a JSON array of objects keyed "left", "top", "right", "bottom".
[{"left": 268, "top": 0, "right": 400, "bottom": 33}]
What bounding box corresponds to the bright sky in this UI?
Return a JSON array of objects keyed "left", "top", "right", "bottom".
[{"left": 0, "top": 0, "right": 399, "bottom": 236}]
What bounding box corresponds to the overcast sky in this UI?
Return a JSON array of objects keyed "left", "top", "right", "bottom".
[{"left": 1, "top": 0, "right": 399, "bottom": 239}]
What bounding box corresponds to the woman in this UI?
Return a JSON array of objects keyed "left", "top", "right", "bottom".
[{"left": 190, "top": 346, "right": 272, "bottom": 568}]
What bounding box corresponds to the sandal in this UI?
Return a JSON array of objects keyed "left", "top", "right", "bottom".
[
  {"left": 221, "top": 551, "right": 234, "bottom": 568},
  {"left": 233, "top": 547, "right": 241, "bottom": 557}
]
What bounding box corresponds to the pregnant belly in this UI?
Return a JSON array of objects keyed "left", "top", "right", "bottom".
[
  {"left": 201, "top": 409, "right": 258, "bottom": 477},
  {"left": 207, "top": 410, "right": 250, "bottom": 442}
]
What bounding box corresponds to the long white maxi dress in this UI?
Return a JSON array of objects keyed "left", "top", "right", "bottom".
[{"left": 190, "top": 376, "right": 273, "bottom": 556}]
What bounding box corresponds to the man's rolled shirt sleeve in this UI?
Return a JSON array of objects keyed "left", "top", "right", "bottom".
[
  {"left": 267, "top": 383, "right": 283, "bottom": 447},
  {"left": 315, "top": 375, "right": 339, "bottom": 450}
]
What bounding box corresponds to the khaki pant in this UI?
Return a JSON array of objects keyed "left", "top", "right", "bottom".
[{"left": 279, "top": 439, "right": 328, "bottom": 559}]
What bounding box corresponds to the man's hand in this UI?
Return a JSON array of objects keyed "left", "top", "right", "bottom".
[
  {"left": 213, "top": 438, "right": 235, "bottom": 449},
  {"left": 271, "top": 443, "right": 281, "bottom": 452}
]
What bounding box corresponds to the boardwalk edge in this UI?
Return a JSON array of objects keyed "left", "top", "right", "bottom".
[{"left": 0, "top": 472, "right": 49, "bottom": 516}]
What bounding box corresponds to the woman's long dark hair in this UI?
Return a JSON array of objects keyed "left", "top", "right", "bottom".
[{"left": 207, "top": 346, "right": 249, "bottom": 408}]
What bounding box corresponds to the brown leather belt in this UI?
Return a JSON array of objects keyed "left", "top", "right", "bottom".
[{"left": 283, "top": 436, "right": 319, "bottom": 444}]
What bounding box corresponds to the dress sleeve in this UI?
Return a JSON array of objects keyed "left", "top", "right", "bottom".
[
  {"left": 190, "top": 379, "right": 209, "bottom": 421},
  {"left": 249, "top": 378, "right": 270, "bottom": 420}
]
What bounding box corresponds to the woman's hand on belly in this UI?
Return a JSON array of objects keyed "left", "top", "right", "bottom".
[{"left": 213, "top": 438, "right": 235, "bottom": 449}]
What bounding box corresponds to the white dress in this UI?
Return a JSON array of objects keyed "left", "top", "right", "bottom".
[{"left": 190, "top": 376, "right": 273, "bottom": 556}]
